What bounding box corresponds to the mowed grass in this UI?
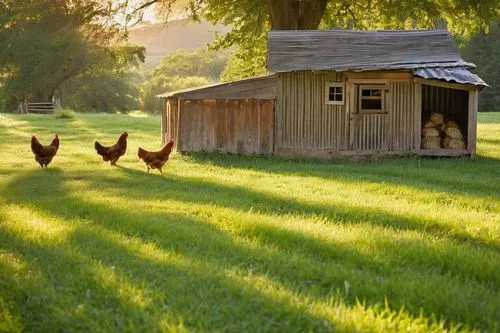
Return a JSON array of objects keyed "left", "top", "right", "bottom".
[{"left": 0, "top": 112, "right": 499, "bottom": 333}]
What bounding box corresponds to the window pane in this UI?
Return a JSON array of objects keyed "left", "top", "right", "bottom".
[
  {"left": 361, "top": 89, "right": 381, "bottom": 96},
  {"left": 361, "top": 99, "right": 382, "bottom": 110},
  {"left": 328, "top": 86, "right": 343, "bottom": 102}
]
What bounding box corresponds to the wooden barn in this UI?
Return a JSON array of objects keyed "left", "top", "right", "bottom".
[{"left": 159, "top": 30, "right": 487, "bottom": 158}]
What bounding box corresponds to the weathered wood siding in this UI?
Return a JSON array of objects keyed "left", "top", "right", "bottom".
[
  {"left": 347, "top": 76, "right": 415, "bottom": 153},
  {"left": 389, "top": 82, "right": 414, "bottom": 151},
  {"left": 277, "top": 71, "right": 348, "bottom": 150},
  {"left": 163, "top": 98, "right": 178, "bottom": 145},
  {"left": 169, "top": 99, "right": 274, "bottom": 155},
  {"left": 351, "top": 113, "right": 387, "bottom": 151}
]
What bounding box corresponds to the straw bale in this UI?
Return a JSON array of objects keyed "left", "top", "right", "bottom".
[
  {"left": 443, "top": 138, "right": 466, "bottom": 149},
  {"left": 445, "top": 120, "right": 460, "bottom": 129},
  {"left": 422, "top": 137, "right": 441, "bottom": 149},
  {"left": 445, "top": 127, "right": 463, "bottom": 139},
  {"left": 442, "top": 137, "right": 450, "bottom": 147},
  {"left": 430, "top": 112, "right": 444, "bottom": 125},
  {"left": 423, "top": 121, "right": 437, "bottom": 128},
  {"left": 422, "top": 127, "right": 440, "bottom": 137}
]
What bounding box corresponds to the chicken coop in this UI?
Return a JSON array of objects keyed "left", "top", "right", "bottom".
[{"left": 158, "top": 30, "right": 487, "bottom": 158}]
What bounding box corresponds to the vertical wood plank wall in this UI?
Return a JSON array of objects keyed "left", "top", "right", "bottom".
[
  {"left": 351, "top": 113, "right": 388, "bottom": 151},
  {"left": 163, "top": 98, "right": 178, "bottom": 145},
  {"left": 163, "top": 72, "right": 478, "bottom": 157},
  {"left": 389, "top": 82, "right": 414, "bottom": 151},
  {"left": 277, "top": 72, "right": 348, "bottom": 150},
  {"left": 165, "top": 98, "right": 274, "bottom": 155}
]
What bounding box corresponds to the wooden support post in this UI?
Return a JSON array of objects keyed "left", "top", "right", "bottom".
[
  {"left": 274, "top": 74, "right": 281, "bottom": 155},
  {"left": 467, "top": 90, "right": 478, "bottom": 157},
  {"left": 413, "top": 83, "right": 422, "bottom": 151}
]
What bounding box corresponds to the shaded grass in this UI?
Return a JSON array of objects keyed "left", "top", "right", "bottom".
[{"left": 0, "top": 112, "right": 499, "bottom": 332}]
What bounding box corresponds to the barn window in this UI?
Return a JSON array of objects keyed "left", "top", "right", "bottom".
[
  {"left": 325, "top": 82, "right": 344, "bottom": 105},
  {"left": 359, "top": 85, "right": 385, "bottom": 113}
]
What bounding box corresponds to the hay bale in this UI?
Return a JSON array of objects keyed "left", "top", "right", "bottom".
[
  {"left": 445, "top": 127, "right": 463, "bottom": 139},
  {"left": 442, "top": 137, "right": 450, "bottom": 148},
  {"left": 422, "top": 137, "right": 441, "bottom": 149},
  {"left": 445, "top": 120, "right": 460, "bottom": 129},
  {"left": 444, "top": 138, "right": 466, "bottom": 149},
  {"left": 423, "top": 120, "right": 437, "bottom": 128},
  {"left": 422, "top": 127, "right": 440, "bottom": 137},
  {"left": 430, "top": 112, "right": 444, "bottom": 125}
]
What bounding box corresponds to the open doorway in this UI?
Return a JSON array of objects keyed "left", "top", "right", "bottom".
[{"left": 421, "top": 84, "right": 469, "bottom": 150}]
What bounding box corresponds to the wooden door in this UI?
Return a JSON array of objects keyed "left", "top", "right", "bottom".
[{"left": 349, "top": 84, "right": 389, "bottom": 151}]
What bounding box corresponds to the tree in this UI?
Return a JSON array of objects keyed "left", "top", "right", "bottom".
[
  {"left": 61, "top": 45, "right": 146, "bottom": 112},
  {"left": 461, "top": 23, "right": 500, "bottom": 112},
  {"left": 140, "top": 75, "right": 210, "bottom": 113},
  {"left": 0, "top": 0, "right": 140, "bottom": 110},
  {"left": 128, "top": 0, "right": 499, "bottom": 79},
  {"left": 139, "top": 48, "right": 227, "bottom": 112},
  {"left": 266, "top": 0, "right": 328, "bottom": 30}
]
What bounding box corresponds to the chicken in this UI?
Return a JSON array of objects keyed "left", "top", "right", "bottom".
[
  {"left": 31, "top": 134, "right": 59, "bottom": 168},
  {"left": 137, "top": 138, "right": 174, "bottom": 173},
  {"left": 94, "top": 131, "right": 128, "bottom": 165}
]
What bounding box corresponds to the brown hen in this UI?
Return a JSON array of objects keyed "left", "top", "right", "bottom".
[
  {"left": 31, "top": 134, "right": 59, "bottom": 168},
  {"left": 137, "top": 139, "right": 174, "bottom": 173},
  {"left": 94, "top": 131, "right": 128, "bottom": 165}
]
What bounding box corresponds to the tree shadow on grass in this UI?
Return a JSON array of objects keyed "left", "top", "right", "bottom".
[
  {"left": 0, "top": 170, "right": 338, "bottom": 332},
  {"left": 110, "top": 166, "right": 499, "bottom": 254},
  {"left": 186, "top": 152, "right": 500, "bottom": 200},
  {"left": 478, "top": 138, "right": 500, "bottom": 145},
  {"left": 1, "top": 169, "right": 499, "bottom": 331}
]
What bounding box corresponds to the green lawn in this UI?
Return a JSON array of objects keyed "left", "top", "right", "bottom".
[{"left": 0, "top": 112, "right": 499, "bottom": 332}]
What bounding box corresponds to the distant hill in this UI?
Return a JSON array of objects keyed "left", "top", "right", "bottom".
[{"left": 128, "top": 19, "right": 230, "bottom": 68}]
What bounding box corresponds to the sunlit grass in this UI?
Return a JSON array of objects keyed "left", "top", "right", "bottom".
[{"left": 0, "top": 111, "right": 499, "bottom": 332}]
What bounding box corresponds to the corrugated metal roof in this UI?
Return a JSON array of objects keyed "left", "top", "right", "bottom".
[
  {"left": 414, "top": 67, "right": 488, "bottom": 87},
  {"left": 268, "top": 30, "right": 471, "bottom": 72},
  {"left": 157, "top": 75, "right": 277, "bottom": 100}
]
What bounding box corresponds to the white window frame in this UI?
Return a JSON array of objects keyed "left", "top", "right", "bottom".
[
  {"left": 325, "top": 82, "right": 344, "bottom": 105},
  {"left": 358, "top": 84, "right": 386, "bottom": 113}
]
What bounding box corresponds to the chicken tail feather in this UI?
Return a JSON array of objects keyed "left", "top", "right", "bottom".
[{"left": 94, "top": 141, "right": 107, "bottom": 156}]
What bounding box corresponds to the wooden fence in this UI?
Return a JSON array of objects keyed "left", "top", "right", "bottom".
[{"left": 21, "top": 102, "right": 55, "bottom": 114}]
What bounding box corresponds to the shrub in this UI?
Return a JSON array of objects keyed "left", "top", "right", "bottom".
[{"left": 54, "top": 107, "right": 75, "bottom": 119}]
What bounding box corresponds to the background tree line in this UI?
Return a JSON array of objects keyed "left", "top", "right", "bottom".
[{"left": 0, "top": 0, "right": 498, "bottom": 113}]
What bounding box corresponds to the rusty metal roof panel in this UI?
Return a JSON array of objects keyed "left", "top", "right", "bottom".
[
  {"left": 157, "top": 74, "right": 278, "bottom": 100},
  {"left": 414, "top": 67, "right": 488, "bottom": 87},
  {"left": 268, "top": 30, "right": 470, "bottom": 72}
]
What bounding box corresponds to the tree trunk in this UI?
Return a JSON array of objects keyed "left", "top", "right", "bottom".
[
  {"left": 36, "top": 88, "right": 55, "bottom": 102},
  {"left": 266, "top": 0, "right": 328, "bottom": 30}
]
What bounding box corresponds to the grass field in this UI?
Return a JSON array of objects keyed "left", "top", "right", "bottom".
[{"left": 0, "top": 112, "right": 499, "bottom": 332}]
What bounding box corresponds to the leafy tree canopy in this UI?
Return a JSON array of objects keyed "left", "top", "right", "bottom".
[
  {"left": 0, "top": 0, "right": 144, "bottom": 110},
  {"left": 461, "top": 22, "right": 500, "bottom": 112},
  {"left": 61, "top": 45, "right": 145, "bottom": 113},
  {"left": 128, "top": 0, "right": 500, "bottom": 79},
  {"left": 139, "top": 48, "right": 227, "bottom": 113}
]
